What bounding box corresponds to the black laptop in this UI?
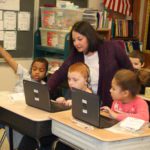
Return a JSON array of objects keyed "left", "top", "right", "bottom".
[
  {"left": 23, "top": 80, "right": 71, "bottom": 112},
  {"left": 71, "top": 88, "right": 118, "bottom": 128}
]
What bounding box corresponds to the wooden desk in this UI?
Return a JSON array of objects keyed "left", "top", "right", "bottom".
[
  {"left": 139, "top": 94, "right": 150, "bottom": 102},
  {"left": 0, "top": 91, "right": 52, "bottom": 150},
  {"left": 51, "top": 110, "right": 150, "bottom": 150}
]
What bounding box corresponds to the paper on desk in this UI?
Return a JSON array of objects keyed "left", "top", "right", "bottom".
[
  {"left": 105, "top": 117, "right": 147, "bottom": 135},
  {"left": 105, "top": 124, "right": 140, "bottom": 135},
  {"left": 119, "top": 117, "right": 146, "bottom": 131},
  {"left": 9, "top": 92, "right": 25, "bottom": 101}
]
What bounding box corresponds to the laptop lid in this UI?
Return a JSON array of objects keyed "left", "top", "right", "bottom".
[
  {"left": 72, "top": 88, "right": 119, "bottom": 128},
  {"left": 23, "top": 80, "right": 71, "bottom": 112},
  {"left": 23, "top": 80, "right": 52, "bottom": 112},
  {"left": 72, "top": 88, "right": 100, "bottom": 128}
]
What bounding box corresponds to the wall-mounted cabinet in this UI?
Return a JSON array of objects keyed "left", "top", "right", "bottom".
[{"left": 34, "top": 30, "right": 70, "bottom": 60}]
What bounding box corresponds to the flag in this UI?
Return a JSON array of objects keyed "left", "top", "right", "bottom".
[{"left": 103, "top": 0, "right": 132, "bottom": 16}]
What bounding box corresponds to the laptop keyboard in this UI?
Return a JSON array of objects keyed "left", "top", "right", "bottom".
[
  {"left": 99, "top": 115, "right": 118, "bottom": 128},
  {"left": 50, "top": 100, "right": 71, "bottom": 112}
]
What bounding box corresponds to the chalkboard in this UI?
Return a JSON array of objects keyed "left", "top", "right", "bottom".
[{"left": 0, "top": 0, "right": 34, "bottom": 58}]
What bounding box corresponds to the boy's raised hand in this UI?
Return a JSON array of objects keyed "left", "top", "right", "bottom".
[{"left": 0, "top": 46, "right": 18, "bottom": 72}]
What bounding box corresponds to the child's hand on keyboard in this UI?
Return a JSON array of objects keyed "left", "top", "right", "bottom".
[
  {"left": 64, "top": 100, "right": 72, "bottom": 107},
  {"left": 56, "top": 97, "right": 72, "bottom": 107},
  {"left": 100, "top": 106, "right": 118, "bottom": 119},
  {"left": 56, "top": 97, "right": 66, "bottom": 104},
  {"left": 100, "top": 106, "right": 111, "bottom": 113}
]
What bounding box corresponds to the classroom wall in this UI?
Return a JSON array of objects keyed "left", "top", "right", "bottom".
[
  {"left": 0, "top": 59, "right": 32, "bottom": 91},
  {"left": 88, "top": 0, "right": 101, "bottom": 9},
  {"left": 3, "top": 0, "right": 146, "bottom": 90},
  {"left": 0, "top": 0, "right": 101, "bottom": 91}
]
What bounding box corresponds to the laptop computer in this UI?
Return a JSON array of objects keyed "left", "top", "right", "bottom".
[
  {"left": 23, "top": 80, "right": 71, "bottom": 112},
  {"left": 71, "top": 88, "right": 118, "bottom": 128}
]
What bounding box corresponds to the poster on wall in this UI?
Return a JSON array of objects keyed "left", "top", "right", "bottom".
[
  {"left": 18, "top": 12, "right": 31, "bottom": 31},
  {"left": 0, "top": 20, "right": 3, "bottom": 30},
  {"left": 3, "top": 11, "right": 17, "bottom": 30},
  {"left": 4, "top": 31, "right": 17, "bottom": 50},
  {"left": 0, "top": 10, "right": 2, "bottom": 20},
  {"left": 0, "top": 31, "right": 3, "bottom": 40},
  {"left": 0, "top": 0, "right": 20, "bottom": 11}
]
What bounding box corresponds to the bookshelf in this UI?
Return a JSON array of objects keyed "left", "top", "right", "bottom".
[
  {"left": 97, "top": 28, "right": 111, "bottom": 40},
  {"left": 34, "top": 30, "right": 70, "bottom": 60},
  {"left": 34, "top": 6, "right": 83, "bottom": 62},
  {"left": 112, "top": 37, "right": 138, "bottom": 41},
  {"left": 101, "top": 0, "right": 144, "bottom": 53}
]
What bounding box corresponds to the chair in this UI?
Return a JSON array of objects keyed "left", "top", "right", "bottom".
[{"left": 0, "top": 125, "right": 7, "bottom": 149}]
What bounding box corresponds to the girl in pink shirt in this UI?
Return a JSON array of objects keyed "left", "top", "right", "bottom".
[{"left": 102, "top": 69, "right": 149, "bottom": 121}]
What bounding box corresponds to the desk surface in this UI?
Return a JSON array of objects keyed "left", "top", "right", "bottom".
[
  {"left": 0, "top": 91, "right": 52, "bottom": 121},
  {"left": 0, "top": 91, "right": 54, "bottom": 142},
  {"left": 139, "top": 94, "right": 150, "bottom": 102},
  {"left": 50, "top": 110, "right": 150, "bottom": 142}
]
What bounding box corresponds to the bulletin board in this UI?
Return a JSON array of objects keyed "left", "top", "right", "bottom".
[{"left": 0, "top": 0, "right": 34, "bottom": 58}]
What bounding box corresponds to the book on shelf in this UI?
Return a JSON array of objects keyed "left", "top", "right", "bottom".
[
  {"left": 112, "top": 19, "right": 133, "bottom": 38},
  {"left": 82, "top": 9, "right": 99, "bottom": 29},
  {"left": 125, "top": 41, "right": 142, "bottom": 53},
  {"left": 97, "top": 10, "right": 112, "bottom": 30},
  {"left": 128, "top": 20, "right": 133, "bottom": 37}
]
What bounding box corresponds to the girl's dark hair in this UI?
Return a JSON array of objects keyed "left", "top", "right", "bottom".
[
  {"left": 69, "top": 21, "right": 103, "bottom": 54},
  {"left": 30, "top": 57, "right": 49, "bottom": 73},
  {"left": 114, "top": 69, "right": 141, "bottom": 97}
]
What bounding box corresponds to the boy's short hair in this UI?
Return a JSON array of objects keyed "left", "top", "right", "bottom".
[
  {"left": 31, "top": 57, "right": 49, "bottom": 72},
  {"left": 114, "top": 69, "right": 141, "bottom": 97},
  {"left": 29, "top": 57, "right": 49, "bottom": 79},
  {"left": 68, "top": 62, "right": 90, "bottom": 83},
  {"left": 129, "top": 51, "right": 144, "bottom": 64}
]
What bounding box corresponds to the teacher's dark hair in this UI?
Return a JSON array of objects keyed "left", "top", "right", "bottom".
[{"left": 69, "top": 21, "right": 103, "bottom": 54}]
